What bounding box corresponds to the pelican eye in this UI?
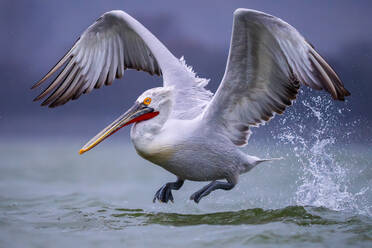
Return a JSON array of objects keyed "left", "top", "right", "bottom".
[{"left": 143, "top": 97, "right": 151, "bottom": 105}]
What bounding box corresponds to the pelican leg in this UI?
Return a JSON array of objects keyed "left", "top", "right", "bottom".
[
  {"left": 190, "top": 180, "right": 235, "bottom": 203},
  {"left": 153, "top": 178, "right": 184, "bottom": 203}
]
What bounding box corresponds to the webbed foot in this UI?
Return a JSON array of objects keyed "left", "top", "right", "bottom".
[{"left": 153, "top": 178, "right": 184, "bottom": 203}]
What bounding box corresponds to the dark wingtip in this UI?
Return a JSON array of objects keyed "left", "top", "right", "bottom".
[
  {"left": 49, "top": 99, "right": 64, "bottom": 108},
  {"left": 30, "top": 79, "right": 45, "bottom": 90},
  {"left": 33, "top": 94, "right": 44, "bottom": 102},
  {"left": 344, "top": 88, "right": 351, "bottom": 96},
  {"left": 41, "top": 99, "right": 49, "bottom": 107},
  {"left": 309, "top": 49, "right": 351, "bottom": 102},
  {"left": 335, "top": 87, "right": 350, "bottom": 101}
]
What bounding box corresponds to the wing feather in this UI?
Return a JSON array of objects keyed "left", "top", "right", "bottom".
[
  {"left": 44, "top": 64, "right": 79, "bottom": 107},
  {"left": 32, "top": 10, "right": 202, "bottom": 109},
  {"left": 203, "top": 9, "right": 350, "bottom": 146},
  {"left": 35, "top": 58, "right": 74, "bottom": 102},
  {"left": 52, "top": 68, "right": 83, "bottom": 106}
]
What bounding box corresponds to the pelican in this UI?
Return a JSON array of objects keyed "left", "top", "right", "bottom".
[{"left": 32, "top": 9, "right": 350, "bottom": 203}]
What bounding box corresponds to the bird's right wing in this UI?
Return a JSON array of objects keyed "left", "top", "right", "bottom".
[
  {"left": 203, "top": 9, "right": 350, "bottom": 146},
  {"left": 32, "top": 10, "right": 211, "bottom": 115}
]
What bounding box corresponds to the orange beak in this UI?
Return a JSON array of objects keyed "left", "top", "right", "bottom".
[{"left": 79, "top": 102, "right": 158, "bottom": 154}]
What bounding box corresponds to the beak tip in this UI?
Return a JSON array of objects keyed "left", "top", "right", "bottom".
[{"left": 79, "top": 149, "right": 85, "bottom": 155}]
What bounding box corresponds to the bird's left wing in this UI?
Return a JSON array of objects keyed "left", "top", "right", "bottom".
[
  {"left": 202, "top": 9, "right": 350, "bottom": 146},
  {"left": 32, "top": 10, "right": 211, "bottom": 112}
]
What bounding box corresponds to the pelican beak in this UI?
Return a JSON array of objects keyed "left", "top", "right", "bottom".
[{"left": 79, "top": 102, "right": 158, "bottom": 155}]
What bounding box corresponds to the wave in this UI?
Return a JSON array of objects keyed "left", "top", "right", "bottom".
[{"left": 110, "top": 206, "right": 369, "bottom": 227}]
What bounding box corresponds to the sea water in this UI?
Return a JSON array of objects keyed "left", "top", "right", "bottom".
[{"left": 0, "top": 95, "right": 371, "bottom": 247}]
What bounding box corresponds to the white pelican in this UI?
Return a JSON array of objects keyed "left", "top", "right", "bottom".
[{"left": 32, "top": 9, "right": 350, "bottom": 203}]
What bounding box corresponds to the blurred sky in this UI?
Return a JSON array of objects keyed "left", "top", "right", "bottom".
[{"left": 0, "top": 0, "right": 371, "bottom": 142}]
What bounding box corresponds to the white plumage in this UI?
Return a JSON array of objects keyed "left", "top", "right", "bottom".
[{"left": 33, "top": 9, "right": 349, "bottom": 203}]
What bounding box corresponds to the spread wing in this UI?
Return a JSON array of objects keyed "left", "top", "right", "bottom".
[
  {"left": 32, "top": 10, "right": 211, "bottom": 115},
  {"left": 203, "top": 9, "right": 350, "bottom": 146}
]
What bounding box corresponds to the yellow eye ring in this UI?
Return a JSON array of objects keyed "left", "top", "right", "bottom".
[{"left": 143, "top": 97, "right": 151, "bottom": 105}]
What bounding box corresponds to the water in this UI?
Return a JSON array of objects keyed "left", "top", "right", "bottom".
[{"left": 1, "top": 96, "right": 371, "bottom": 247}]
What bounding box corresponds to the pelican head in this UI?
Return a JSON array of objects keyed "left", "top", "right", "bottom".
[{"left": 79, "top": 87, "right": 173, "bottom": 155}]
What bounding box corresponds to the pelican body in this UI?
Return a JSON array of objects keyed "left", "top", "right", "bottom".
[{"left": 32, "top": 9, "right": 350, "bottom": 203}]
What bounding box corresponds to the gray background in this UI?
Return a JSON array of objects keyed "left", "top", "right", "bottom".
[{"left": 1, "top": 0, "right": 371, "bottom": 142}]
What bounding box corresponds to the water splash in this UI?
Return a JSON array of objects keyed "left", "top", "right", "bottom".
[{"left": 273, "top": 93, "right": 370, "bottom": 215}]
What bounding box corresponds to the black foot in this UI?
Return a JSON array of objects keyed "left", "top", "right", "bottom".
[
  {"left": 190, "top": 180, "right": 235, "bottom": 203},
  {"left": 153, "top": 178, "right": 184, "bottom": 203},
  {"left": 153, "top": 184, "right": 174, "bottom": 203}
]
